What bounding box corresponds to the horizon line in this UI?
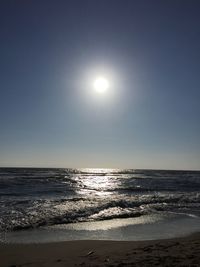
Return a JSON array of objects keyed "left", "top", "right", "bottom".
[{"left": 0, "top": 165, "right": 199, "bottom": 172}]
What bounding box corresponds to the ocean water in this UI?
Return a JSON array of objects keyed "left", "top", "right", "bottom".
[{"left": 0, "top": 168, "right": 200, "bottom": 242}]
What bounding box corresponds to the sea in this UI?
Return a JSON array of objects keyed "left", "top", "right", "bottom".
[{"left": 0, "top": 168, "right": 200, "bottom": 243}]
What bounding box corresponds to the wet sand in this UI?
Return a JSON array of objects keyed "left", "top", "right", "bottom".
[{"left": 0, "top": 233, "right": 200, "bottom": 267}]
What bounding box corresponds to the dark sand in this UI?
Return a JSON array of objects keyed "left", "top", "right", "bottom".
[{"left": 0, "top": 233, "right": 200, "bottom": 266}]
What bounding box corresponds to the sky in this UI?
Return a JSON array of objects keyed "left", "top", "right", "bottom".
[{"left": 0, "top": 0, "right": 200, "bottom": 170}]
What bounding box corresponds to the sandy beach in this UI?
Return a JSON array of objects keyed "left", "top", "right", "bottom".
[{"left": 0, "top": 233, "right": 200, "bottom": 267}]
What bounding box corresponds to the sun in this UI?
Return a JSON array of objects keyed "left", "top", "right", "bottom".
[{"left": 94, "top": 77, "right": 109, "bottom": 93}]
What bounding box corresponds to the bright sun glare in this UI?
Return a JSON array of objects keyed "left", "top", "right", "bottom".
[{"left": 94, "top": 77, "right": 109, "bottom": 93}]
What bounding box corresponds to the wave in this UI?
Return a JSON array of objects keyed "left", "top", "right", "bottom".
[
  {"left": 0, "top": 192, "right": 199, "bottom": 232},
  {"left": 0, "top": 168, "right": 199, "bottom": 232}
]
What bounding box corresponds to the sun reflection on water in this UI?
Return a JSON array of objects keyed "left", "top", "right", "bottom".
[
  {"left": 75, "top": 168, "right": 120, "bottom": 196},
  {"left": 78, "top": 168, "right": 118, "bottom": 174}
]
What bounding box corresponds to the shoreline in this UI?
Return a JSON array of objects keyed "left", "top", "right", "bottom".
[
  {"left": 2, "top": 213, "right": 200, "bottom": 244},
  {"left": 1, "top": 232, "right": 200, "bottom": 266}
]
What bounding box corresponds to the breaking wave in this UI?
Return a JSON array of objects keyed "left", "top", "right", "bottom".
[{"left": 0, "top": 168, "right": 200, "bottom": 231}]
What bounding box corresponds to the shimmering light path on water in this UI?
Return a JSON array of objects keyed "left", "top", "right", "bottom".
[{"left": 0, "top": 168, "right": 199, "bottom": 233}]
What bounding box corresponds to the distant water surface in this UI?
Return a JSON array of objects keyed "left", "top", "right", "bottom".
[{"left": 0, "top": 168, "right": 200, "bottom": 239}]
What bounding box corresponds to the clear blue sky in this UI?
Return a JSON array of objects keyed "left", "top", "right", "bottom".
[{"left": 0, "top": 0, "right": 200, "bottom": 170}]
